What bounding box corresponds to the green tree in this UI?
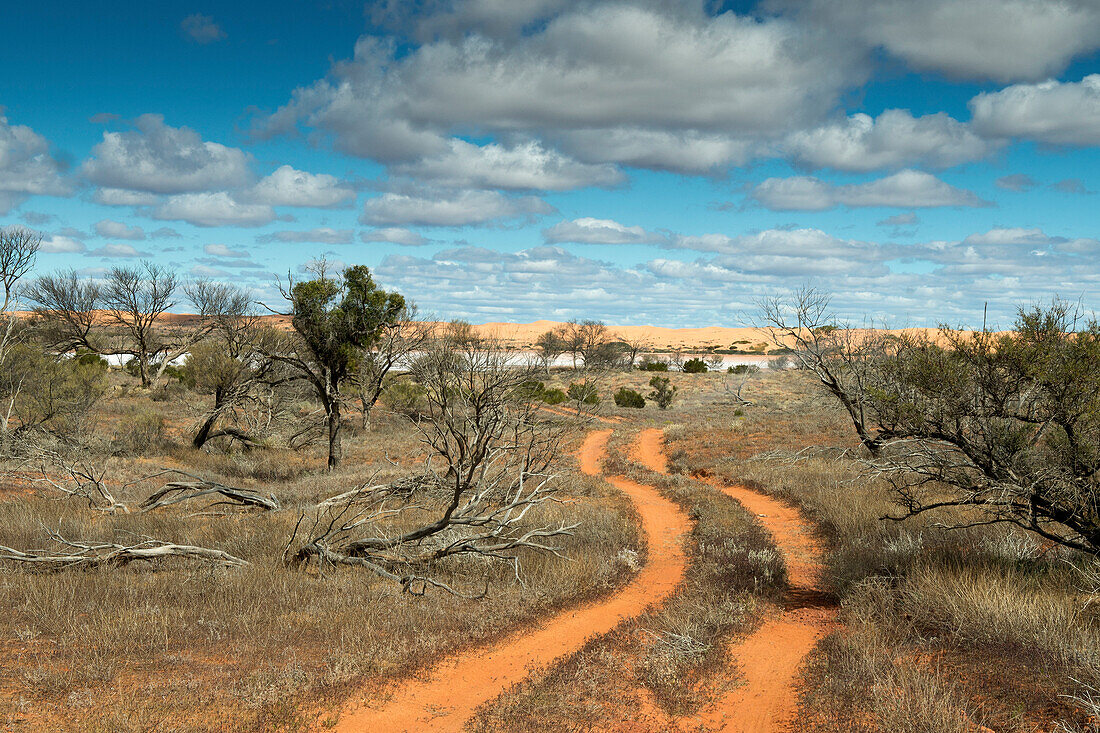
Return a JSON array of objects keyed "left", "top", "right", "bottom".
[
  {"left": 267, "top": 263, "right": 405, "bottom": 469},
  {"left": 682, "top": 358, "right": 707, "bottom": 373},
  {"left": 613, "top": 386, "right": 645, "bottom": 408},
  {"left": 648, "top": 376, "right": 677, "bottom": 409},
  {"left": 763, "top": 288, "right": 1100, "bottom": 555}
]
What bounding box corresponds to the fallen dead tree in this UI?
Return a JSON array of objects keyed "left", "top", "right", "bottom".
[
  {"left": 138, "top": 469, "right": 280, "bottom": 512},
  {"left": 0, "top": 527, "right": 247, "bottom": 570},
  {"left": 24, "top": 449, "right": 128, "bottom": 514}
]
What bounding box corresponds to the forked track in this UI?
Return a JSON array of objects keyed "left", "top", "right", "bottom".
[{"left": 324, "top": 428, "right": 690, "bottom": 732}]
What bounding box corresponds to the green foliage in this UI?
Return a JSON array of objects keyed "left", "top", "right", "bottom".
[
  {"left": 541, "top": 388, "right": 567, "bottom": 405},
  {"left": 74, "top": 349, "right": 108, "bottom": 370},
  {"left": 727, "top": 364, "right": 759, "bottom": 374},
  {"left": 289, "top": 264, "right": 406, "bottom": 384},
  {"left": 613, "top": 387, "right": 646, "bottom": 408},
  {"left": 162, "top": 364, "right": 188, "bottom": 384},
  {"left": 638, "top": 357, "right": 669, "bottom": 371},
  {"left": 682, "top": 358, "right": 707, "bottom": 373},
  {"left": 567, "top": 381, "right": 600, "bottom": 405},
  {"left": 2, "top": 345, "right": 109, "bottom": 437},
  {"left": 182, "top": 341, "right": 246, "bottom": 394},
  {"left": 838, "top": 299, "right": 1100, "bottom": 554},
  {"left": 382, "top": 379, "right": 427, "bottom": 416},
  {"left": 648, "top": 376, "right": 677, "bottom": 410}
]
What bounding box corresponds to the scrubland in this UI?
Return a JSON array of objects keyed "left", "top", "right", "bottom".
[{"left": 2, "top": 363, "right": 1096, "bottom": 732}]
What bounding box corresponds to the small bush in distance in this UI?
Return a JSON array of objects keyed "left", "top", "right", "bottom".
[
  {"left": 112, "top": 408, "right": 165, "bottom": 456},
  {"left": 382, "top": 379, "right": 427, "bottom": 416},
  {"left": 682, "top": 358, "right": 707, "bottom": 373},
  {"left": 613, "top": 387, "right": 646, "bottom": 408},
  {"left": 74, "top": 349, "right": 109, "bottom": 370},
  {"left": 727, "top": 364, "right": 759, "bottom": 374},
  {"left": 648, "top": 376, "right": 677, "bottom": 409},
  {"left": 541, "top": 387, "right": 567, "bottom": 405},
  {"left": 567, "top": 381, "right": 599, "bottom": 405},
  {"left": 638, "top": 357, "right": 669, "bottom": 371}
]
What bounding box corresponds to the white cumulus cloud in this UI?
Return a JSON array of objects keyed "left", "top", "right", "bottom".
[
  {"left": 749, "top": 170, "right": 990, "bottom": 211},
  {"left": 83, "top": 114, "right": 251, "bottom": 194}
]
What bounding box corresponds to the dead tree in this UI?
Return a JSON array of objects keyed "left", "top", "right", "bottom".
[
  {"left": 286, "top": 339, "right": 580, "bottom": 594},
  {"left": 758, "top": 287, "right": 893, "bottom": 456},
  {"left": 24, "top": 269, "right": 104, "bottom": 353},
  {"left": 0, "top": 227, "right": 40, "bottom": 447},
  {"left": 351, "top": 306, "right": 429, "bottom": 430},
  {"left": 0, "top": 527, "right": 246, "bottom": 570}
]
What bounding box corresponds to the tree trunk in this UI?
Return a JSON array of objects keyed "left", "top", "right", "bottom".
[
  {"left": 137, "top": 354, "right": 152, "bottom": 388},
  {"left": 193, "top": 412, "right": 219, "bottom": 448},
  {"left": 327, "top": 397, "right": 342, "bottom": 470},
  {"left": 361, "top": 398, "right": 372, "bottom": 431}
]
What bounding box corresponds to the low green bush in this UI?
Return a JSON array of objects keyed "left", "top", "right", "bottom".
[
  {"left": 648, "top": 376, "right": 677, "bottom": 410},
  {"left": 638, "top": 357, "right": 669, "bottom": 371},
  {"left": 613, "top": 387, "right": 646, "bottom": 408},
  {"left": 682, "top": 358, "right": 707, "bottom": 373},
  {"left": 567, "top": 381, "right": 600, "bottom": 405}
]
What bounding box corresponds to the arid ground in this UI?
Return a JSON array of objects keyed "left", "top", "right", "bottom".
[{"left": 1, "top": 359, "right": 1096, "bottom": 732}]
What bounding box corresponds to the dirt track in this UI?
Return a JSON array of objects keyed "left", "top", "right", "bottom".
[
  {"left": 324, "top": 429, "right": 690, "bottom": 732},
  {"left": 687, "top": 477, "right": 837, "bottom": 733}
]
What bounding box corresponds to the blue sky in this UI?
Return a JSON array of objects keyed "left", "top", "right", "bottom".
[{"left": 2, "top": 0, "right": 1100, "bottom": 327}]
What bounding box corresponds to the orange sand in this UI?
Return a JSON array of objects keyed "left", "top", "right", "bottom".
[{"left": 322, "top": 429, "right": 690, "bottom": 733}]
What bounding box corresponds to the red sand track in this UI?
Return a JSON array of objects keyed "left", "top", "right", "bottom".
[
  {"left": 324, "top": 429, "right": 689, "bottom": 733},
  {"left": 686, "top": 477, "right": 838, "bottom": 733}
]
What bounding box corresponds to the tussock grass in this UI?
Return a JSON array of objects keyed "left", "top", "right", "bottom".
[
  {"left": 665, "top": 369, "right": 1100, "bottom": 732},
  {"left": 0, "top": 380, "right": 639, "bottom": 731},
  {"left": 470, "top": 427, "right": 783, "bottom": 729}
]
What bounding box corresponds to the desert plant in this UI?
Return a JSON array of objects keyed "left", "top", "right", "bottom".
[
  {"left": 613, "top": 387, "right": 645, "bottom": 408},
  {"left": 112, "top": 408, "right": 165, "bottom": 456},
  {"left": 567, "top": 381, "right": 599, "bottom": 405},
  {"left": 0, "top": 345, "right": 109, "bottom": 445},
  {"left": 648, "top": 376, "right": 677, "bottom": 409},
  {"left": 639, "top": 357, "right": 669, "bottom": 371},
  {"left": 541, "top": 387, "right": 567, "bottom": 405},
  {"left": 264, "top": 261, "right": 406, "bottom": 469},
  {"left": 682, "top": 358, "right": 707, "bottom": 373},
  {"left": 381, "top": 379, "right": 427, "bottom": 416}
]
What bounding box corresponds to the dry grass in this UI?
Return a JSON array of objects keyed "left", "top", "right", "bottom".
[
  {"left": 469, "top": 423, "right": 785, "bottom": 730},
  {"left": 666, "top": 368, "right": 1100, "bottom": 733},
  {"left": 0, "top": 373, "right": 640, "bottom": 732}
]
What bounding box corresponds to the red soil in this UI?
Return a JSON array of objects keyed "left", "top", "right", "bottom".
[
  {"left": 322, "top": 428, "right": 690, "bottom": 732},
  {"left": 686, "top": 477, "right": 838, "bottom": 733}
]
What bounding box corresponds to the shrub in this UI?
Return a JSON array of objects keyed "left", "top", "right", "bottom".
[
  {"left": 74, "top": 349, "right": 108, "bottom": 370},
  {"left": 648, "top": 376, "right": 677, "bottom": 409},
  {"left": 638, "top": 357, "right": 669, "bottom": 371},
  {"left": 682, "top": 358, "right": 707, "bottom": 373},
  {"left": 727, "top": 364, "right": 759, "bottom": 374},
  {"left": 382, "top": 379, "right": 427, "bottom": 416},
  {"left": 541, "top": 388, "right": 567, "bottom": 405},
  {"left": 112, "top": 408, "right": 165, "bottom": 456},
  {"left": 2, "top": 346, "right": 110, "bottom": 440},
  {"left": 613, "top": 387, "right": 646, "bottom": 408},
  {"left": 567, "top": 381, "right": 599, "bottom": 405},
  {"left": 767, "top": 355, "right": 792, "bottom": 370}
]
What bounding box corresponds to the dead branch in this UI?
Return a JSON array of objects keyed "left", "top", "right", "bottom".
[
  {"left": 20, "top": 449, "right": 128, "bottom": 513},
  {"left": 0, "top": 528, "right": 247, "bottom": 570},
  {"left": 137, "top": 469, "right": 279, "bottom": 512}
]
